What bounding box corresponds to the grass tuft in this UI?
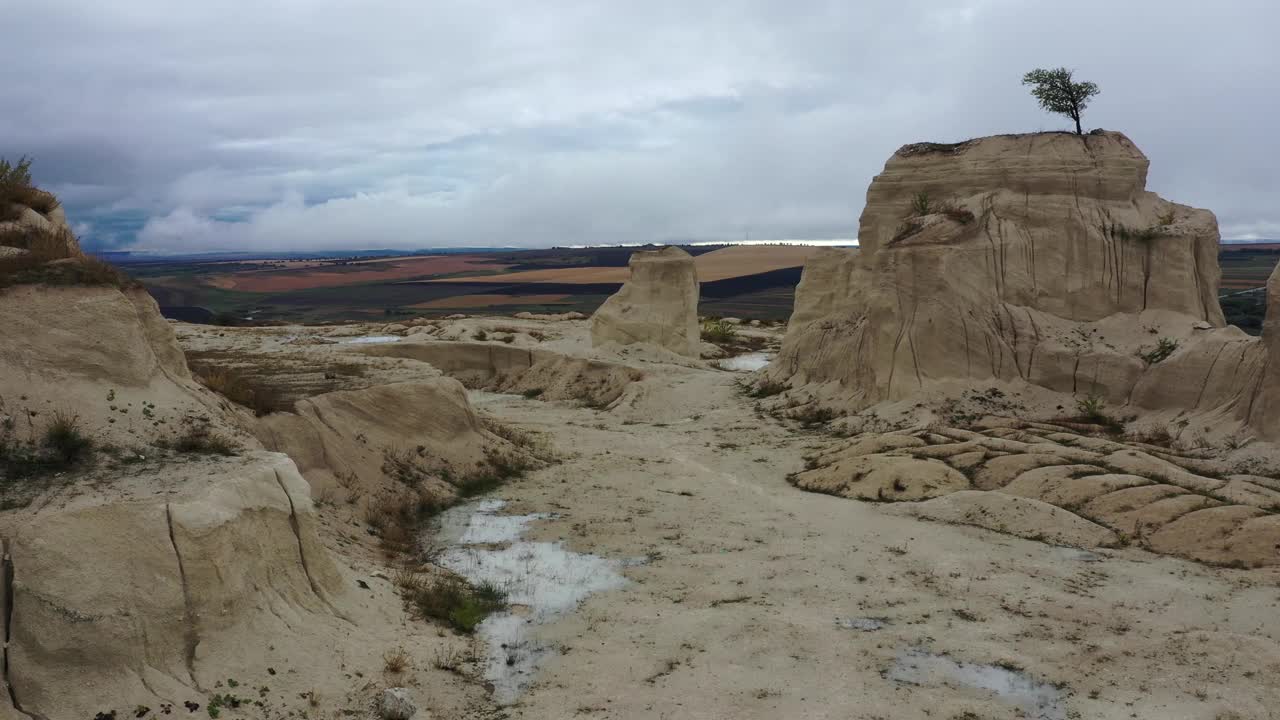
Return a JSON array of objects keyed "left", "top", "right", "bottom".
[{"left": 404, "top": 574, "right": 509, "bottom": 633}]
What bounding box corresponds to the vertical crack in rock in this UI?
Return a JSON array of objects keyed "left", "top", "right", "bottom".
[
  {"left": 1141, "top": 238, "right": 1153, "bottom": 311},
  {"left": 1194, "top": 343, "right": 1231, "bottom": 410},
  {"left": 164, "top": 505, "right": 201, "bottom": 691},
  {"left": 271, "top": 469, "right": 322, "bottom": 597},
  {"left": 272, "top": 470, "right": 352, "bottom": 623},
  {"left": 2, "top": 538, "right": 35, "bottom": 719}
]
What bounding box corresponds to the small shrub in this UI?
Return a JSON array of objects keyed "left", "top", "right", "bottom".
[
  {"left": 366, "top": 490, "right": 444, "bottom": 556},
  {"left": 1106, "top": 223, "right": 1160, "bottom": 243},
  {"left": 383, "top": 647, "right": 411, "bottom": 674},
  {"left": 909, "top": 191, "right": 931, "bottom": 216},
  {"left": 168, "top": 423, "right": 238, "bottom": 456},
  {"left": 701, "top": 319, "right": 738, "bottom": 344},
  {"left": 1137, "top": 337, "right": 1178, "bottom": 365},
  {"left": 473, "top": 329, "right": 488, "bottom": 341},
  {"left": 405, "top": 575, "right": 508, "bottom": 633},
  {"left": 43, "top": 411, "right": 93, "bottom": 465},
  {"left": 1157, "top": 209, "right": 1176, "bottom": 226},
  {"left": 382, "top": 447, "right": 435, "bottom": 486},
  {"left": 1075, "top": 393, "right": 1107, "bottom": 422},
  {"left": 454, "top": 448, "right": 536, "bottom": 497},
  {"left": 522, "top": 388, "right": 545, "bottom": 399}
]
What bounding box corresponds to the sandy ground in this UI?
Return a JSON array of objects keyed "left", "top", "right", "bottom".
[
  {"left": 171, "top": 316, "right": 1280, "bottom": 719},
  {"left": 461, "top": 374, "right": 1280, "bottom": 719}
]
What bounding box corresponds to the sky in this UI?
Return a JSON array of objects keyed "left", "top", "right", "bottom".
[{"left": 3, "top": 0, "right": 1277, "bottom": 252}]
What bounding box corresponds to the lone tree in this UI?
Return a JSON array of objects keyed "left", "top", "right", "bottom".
[{"left": 1022, "top": 67, "right": 1099, "bottom": 135}]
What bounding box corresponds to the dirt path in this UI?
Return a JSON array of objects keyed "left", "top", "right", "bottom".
[{"left": 468, "top": 370, "right": 1280, "bottom": 719}]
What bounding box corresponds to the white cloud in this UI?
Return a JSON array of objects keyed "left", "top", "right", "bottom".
[{"left": 4, "top": 0, "right": 1278, "bottom": 250}]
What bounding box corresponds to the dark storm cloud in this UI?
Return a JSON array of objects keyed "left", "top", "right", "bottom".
[{"left": 2, "top": 0, "right": 1276, "bottom": 251}]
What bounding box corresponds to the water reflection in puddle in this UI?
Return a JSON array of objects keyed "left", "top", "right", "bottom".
[
  {"left": 341, "top": 335, "right": 402, "bottom": 344},
  {"left": 886, "top": 648, "right": 1066, "bottom": 720},
  {"left": 719, "top": 352, "right": 773, "bottom": 372},
  {"left": 431, "top": 499, "right": 627, "bottom": 704}
]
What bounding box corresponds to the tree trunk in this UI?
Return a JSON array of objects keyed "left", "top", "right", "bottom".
[{"left": 1073, "top": 113, "right": 1083, "bottom": 135}]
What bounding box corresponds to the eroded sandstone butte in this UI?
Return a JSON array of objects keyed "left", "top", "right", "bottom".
[
  {"left": 590, "top": 245, "right": 700, "bottom": 357},
  {"left": 767, "top": 130, "right": 1278, "bottom": 442}
]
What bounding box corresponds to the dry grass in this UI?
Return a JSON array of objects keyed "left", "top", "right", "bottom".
[
  {"left": 0, "top": 227, "right": 134, "bottom": 291},
  {"left": 365, "top": 490, "right": 445, "bottom": 557},
  {"left": 0, "top": 156, "right": 55, "bottom": 222},
  {"left": 382, "top": 647, "right": 411, "bottom": 674},
  {"left": 167, "top": 422, "right": 238, "bottom": 456}
]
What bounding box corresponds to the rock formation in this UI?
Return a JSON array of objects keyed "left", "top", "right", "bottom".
[
  {"left": 0, "top": 180, "right": 81, "bottom": 260},
  {"left": 590, "top": 246, "right": 700, "bottom": 357},
  {"left": 0, "top": 284, "right": 245, "bottom": 453},
  {"left": 768, "top": 130, "right": 1278, "bottom": 441},
  {"left": 0, "top": 262, "right": 345, "bottom": 716},
  {"left": 365, "top": 340, "right": 644, "bottom": 409},
  {"left": 256, "top": 377, "right": 544, "bottom": 508},
  {"left": 795, "top": 419, "right": 1280, "bottom": 566},
  {"left": 774, "top": 130, "right": 1280, "bottom": 567},
  {"left": 2, "top": 453, "right": 344, "bottom": 717}
]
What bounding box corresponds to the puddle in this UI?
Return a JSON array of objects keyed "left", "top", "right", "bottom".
[
  {"left": 886, "top": 648, "right": 1066, "bottom": 720},
  {"left": 342, "top": 335, "right": 401, "bottom": 344},
  {"left": 431, "top": 500, "right": 627, "bottom": 704},
  {"left": 836, "top": 616, "right": 888, "bottom": 631},
  {"left": 720, "top": 352, "right": 773, "bottom": 372}
]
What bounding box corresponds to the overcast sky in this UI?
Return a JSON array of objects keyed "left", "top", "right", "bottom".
[{"left": 4, "top": 0, "right": 1276, "bottom": 252}]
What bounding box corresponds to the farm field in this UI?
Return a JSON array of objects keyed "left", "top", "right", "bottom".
[{"left": 123, "top": 243, "right": 1278, "bottom": 328}]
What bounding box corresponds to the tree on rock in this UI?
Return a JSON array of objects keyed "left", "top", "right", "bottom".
[{"left": 1022, "top": 67, "right": 1099, "bottom": 135}]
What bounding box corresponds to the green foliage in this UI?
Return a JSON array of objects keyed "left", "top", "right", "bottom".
[
  {"left": 910, "top": 191, "right": 932, "bottom": 216},
  {"left": 1022, "top": 67, "right": 1100, "bottom": 134},
  {"left": 0, "top": 156, "right": 60, "bottom": 223},
  {"left": 701, "top": 319, "right": 738, "bottom": 344},
  {"left": 1137, "top": 337, "right": 1179, "bottom": 365},
  {"left": 0, "top": 156, "right": 33, "bottom": 189},
  {"left": 406, "top": 575, "right": 509, "bottom": 633},
  {"left": 1075, "top": 393, "right": 1107, "bottom": 422},
  {"left": 1, "top": 410, "right": 96, "bottom": 482},
  {"left": 43, "top": 411, "right": 93, "bottom": 465}
]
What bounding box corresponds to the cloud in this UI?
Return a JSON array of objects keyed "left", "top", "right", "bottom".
[{"left": 3, "top": 0, "right": 1277, "bottom": 250}]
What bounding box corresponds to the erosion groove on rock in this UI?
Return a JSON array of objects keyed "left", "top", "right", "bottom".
[
  {"left": 798, "top": 418, "right": 1280, "bottom": 565},
  {"left": 767, "top": 131, "right": 1280, "bottom": 442}
]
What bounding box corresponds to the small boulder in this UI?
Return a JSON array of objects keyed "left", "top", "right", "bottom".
[{"left": 380, "top": 687, "right": 417, "bottom": 720}]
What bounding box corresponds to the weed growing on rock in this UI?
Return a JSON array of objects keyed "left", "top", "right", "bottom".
[
  {"left": 701, "top": 319, "right": 738, "bottom": 344},
  {"left": 910, "top": 191, "right": 932, "bottom": 216},
  {"left": 167, "top": 421, "right": 238, "bottom": 456},
  {"left": 1137, "top": 337, "right": 1179, "bottom": 365}
]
